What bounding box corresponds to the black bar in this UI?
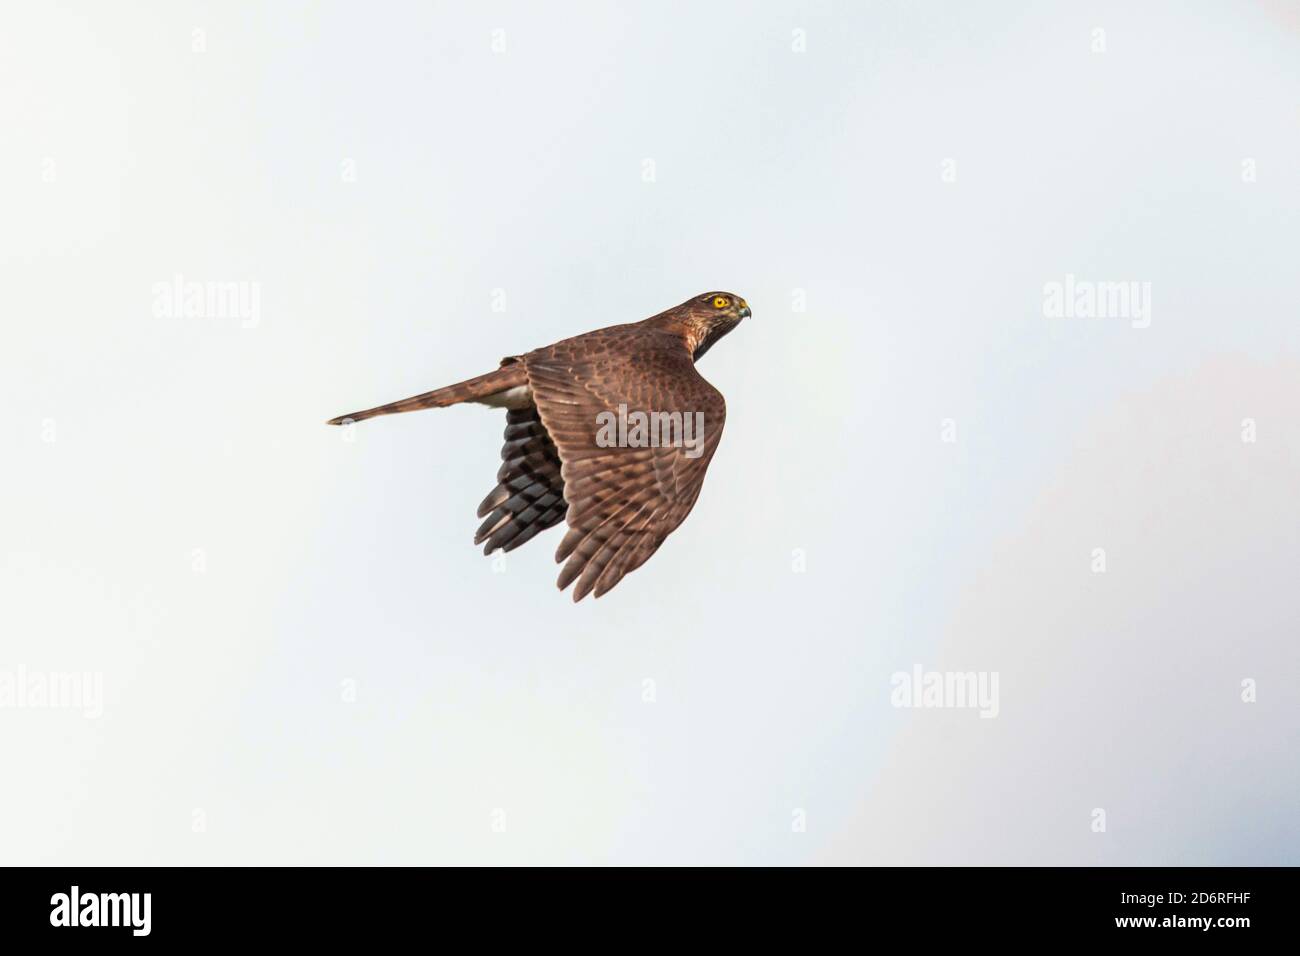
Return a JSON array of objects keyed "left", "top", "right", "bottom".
[{"left": 0, "top": 866, "right": 1292, "bottom": 942}]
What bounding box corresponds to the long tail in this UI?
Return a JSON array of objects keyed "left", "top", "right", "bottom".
[{"left": 326, "top": 364, "right": 527, "bottom": 425}]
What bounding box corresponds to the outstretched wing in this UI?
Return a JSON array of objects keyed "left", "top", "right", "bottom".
[
  {"left": 475, "top": 405, "right": 569, "bottom": 554},
  {"left": 523, "top": 327, "right": 727, "bottom": 601}
]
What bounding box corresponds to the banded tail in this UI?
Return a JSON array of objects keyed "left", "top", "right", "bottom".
[{"left": 326, "top": 363, "right": 528, "bottom": 425}]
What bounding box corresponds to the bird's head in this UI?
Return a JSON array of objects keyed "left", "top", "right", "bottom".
[
  {"left": 676, "top": 291, "right": 751, "bottom": 360},
  {"left": 691, "top": 291, "right": 751, "bottom": 323}
]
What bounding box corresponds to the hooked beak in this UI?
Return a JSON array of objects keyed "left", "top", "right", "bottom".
[{"left": 738, "top": 299, "right": 751, "bottom": 319}]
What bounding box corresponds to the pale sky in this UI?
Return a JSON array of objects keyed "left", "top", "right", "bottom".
[{"left": 1, "top": 0, "right": 1296, "bottom": 864}]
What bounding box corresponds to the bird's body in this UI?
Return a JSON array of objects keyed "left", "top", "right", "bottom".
[
  {"left": 477, "top": 385, "right": 533, "bottom": 409},
  {"left": 328, "top": 292, "right": 750, "bottom": 600}
]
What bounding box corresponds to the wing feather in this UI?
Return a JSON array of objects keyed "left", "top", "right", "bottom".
[
  {"left": 522, "top": 328, "right": 727, "bottom": 601},
  {"left": 474, "top": 406, "right": 568, "bottom": 555}
]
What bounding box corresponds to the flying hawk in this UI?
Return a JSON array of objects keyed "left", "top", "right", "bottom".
[{"left": 327, "top": 292, "right": 750, "bottom": 600}]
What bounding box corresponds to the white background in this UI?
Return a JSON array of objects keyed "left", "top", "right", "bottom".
[{"left": 1, "top": 1, "right": 1297, "bottom": 864}]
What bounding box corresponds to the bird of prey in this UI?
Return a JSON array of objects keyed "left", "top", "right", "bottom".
[{"left": 327, "top": 292, "right": 751, "bottom": 601}]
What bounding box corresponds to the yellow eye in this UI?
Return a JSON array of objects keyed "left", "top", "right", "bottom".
[{"left": 712, "top": 296, "right": 730, "bottom": 309}]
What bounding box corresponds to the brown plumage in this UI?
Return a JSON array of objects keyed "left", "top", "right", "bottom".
[{"left": 327, "top": 291, "right": 750, "bottom": 600}]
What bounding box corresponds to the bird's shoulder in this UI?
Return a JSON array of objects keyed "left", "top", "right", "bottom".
[{"left": 515, "top": 321, "right": 723, "bottom": 412}]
